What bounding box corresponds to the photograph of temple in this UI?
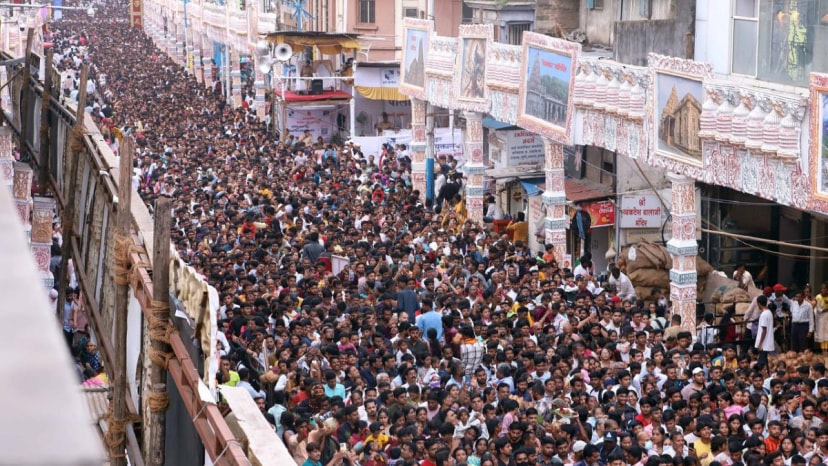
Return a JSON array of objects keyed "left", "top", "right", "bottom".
[
  {"left": 404, "top": 30, "right": 426, "bottom": 89},
  {"left": 657, "top": 76, "right": 703, "bottom": 160},
  {"left": 523, "top": 46, "right": 572, "bottom": 128}
]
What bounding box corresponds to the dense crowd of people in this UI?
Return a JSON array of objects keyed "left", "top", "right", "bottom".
[{"left": 46, "top": 4, "right": 828, "bottom": 466}]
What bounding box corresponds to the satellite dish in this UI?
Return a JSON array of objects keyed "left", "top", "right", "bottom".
[{"left": 275, "top": 43, "right": 293, "bottom": 62}]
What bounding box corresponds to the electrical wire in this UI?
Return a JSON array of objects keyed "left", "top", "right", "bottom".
[
  {"left": 700, "top": 196, "right": 776, "bottom": 207},
  {"left": 700, "top": 219, "right": 828, "bottom": 260}
]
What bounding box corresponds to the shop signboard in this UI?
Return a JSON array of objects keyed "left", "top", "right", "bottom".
[
  {"left": 505, "top": 130, "right": 545, "bottom": 166},
  {"left": 580, "top": 200, "right": 615, "bottom": 228},
  {"left": 620, "top": 194, "right": 664, "bottom": 228}
]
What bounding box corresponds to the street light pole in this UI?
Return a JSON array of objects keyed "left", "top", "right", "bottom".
[{"left": 425, "top": 0, "right": 435, "bottom": 204}]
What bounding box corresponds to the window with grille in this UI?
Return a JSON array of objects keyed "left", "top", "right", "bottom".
[
  {"left": 359, "top": 0, "right": 375, "bottom": 23},
  {"left": 507, "top": 22, "right": 531, "bottom": 45}
]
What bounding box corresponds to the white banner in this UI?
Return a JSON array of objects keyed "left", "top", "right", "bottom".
[
  {"left": 287, "top": 108, "right": 336, "bottom": 142},
  {"left": 380, "top": 68, "right": 400, "bottom": 87},
  {"left": 350, "top": 128, "right": 465, "bottom": 164}
]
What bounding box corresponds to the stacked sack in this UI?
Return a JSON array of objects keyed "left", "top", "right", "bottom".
[
  {"left": 703, "top": 271, "right": 760, "bottom": 316},
  {"left": 617, "top": 241, "right": 714, "bottom": 301}
]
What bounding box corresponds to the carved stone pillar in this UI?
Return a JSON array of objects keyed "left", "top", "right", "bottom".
[
  {"left": 12, "top": 161, "right": 32, "bottom": 224},
  {"left": 0, "top": 126, "right": 14, "bottom": 188},
  {"left": 254, "top": 62, "right": 266, "bottom": 121},
  {"left": 667, "top": 172, "right": 698, "bottom": 332},
  {"left": 31, "top": 196, "right": 55, "bottom": 288},
  {"left": 202, "top": 35, "right": 214, "bottom": 89},
  {"left": 410, "top": 98, "right": 427, "bottom": 197},
  {"left": 230, "top": 50, "right": 242, "bottom": 108},
  {"left": 541, "top": 138, "right": 567, "bottom": 262},
  {"left": 193, "top": 47, "right": 203, "bottom": 83},
  {"left": 463, "top": 111, "right": 485, "bottom": 224},
  {"left": 176, "top": 35, "right": 185, "bottom": 66}
]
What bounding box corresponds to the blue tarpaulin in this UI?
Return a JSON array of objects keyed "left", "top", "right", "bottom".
[
  {"left": 520, "top": 178, "right": 545, "bottom": 197},
  {"left": 482, "top": 117, "right": 517, "bottom": 131}
]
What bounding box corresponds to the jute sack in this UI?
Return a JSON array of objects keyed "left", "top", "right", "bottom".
[{"left": 628, "top": 268, "right": 671, "bottom": 289}]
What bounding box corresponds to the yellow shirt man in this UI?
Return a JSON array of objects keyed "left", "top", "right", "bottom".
[{"left": 506, "top": 215, "right": 529, "bottom": 243}]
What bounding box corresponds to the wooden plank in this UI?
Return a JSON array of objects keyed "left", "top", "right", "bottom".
[
  {"left": 56, "top": 64, "right": 88, "bottom": 332},
  {"left": 110, "top": 136, "right": 135, "bottom": 466},
  {"left": 147, "top": 197, "right": 171, "bottom": 466},
  {"left": 38, "top": 48, "right": 53, "bottom": 194}
]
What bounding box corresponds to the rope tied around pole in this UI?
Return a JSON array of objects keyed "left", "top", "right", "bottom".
[
  {"left": 147, "top": 389, "right": 170, "bottom": 413},
  {"left": 69, "top": 122, "right": 87, "bottom": 154},
  {"left": 103, "top": 403, "right": 141, "bottom": 459},
  {"left": 129, "top": 259, "right": 151, "bottom": 291},
  {"left": 114, "top": 234, "right": 134, "bottom": 286},
  {"left": 149, "top": 300, "right": 175, "bottom": 344},
  {"left": 148, "top": 298, "right": 176, "bottom": 370}
]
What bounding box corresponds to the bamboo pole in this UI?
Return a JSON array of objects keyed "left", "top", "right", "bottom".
[
  {"left": 56, "top": 64, "right": 88, "bottom": 331},
  {"left": 147, "top": 196, "right": 171, "bottom": 466},
  {"left": 110, "top": 136, "right": 135, "bottom": 466}
]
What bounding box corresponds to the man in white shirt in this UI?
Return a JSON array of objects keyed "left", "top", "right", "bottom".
[
  {"left": 754, "top": 295, "right": 775, "bottom": 367},
  {"left": 790, "top": 290, "right": 815, "bottom": 352},
  {"left": 732, "top": 263, "right": 754, "bottom": 290},
  {"left": 483, "top": 195, "right": 504, "bottom": 222},
  {"left": 608, "top": 267, "right": 637, "bottom": 302}
]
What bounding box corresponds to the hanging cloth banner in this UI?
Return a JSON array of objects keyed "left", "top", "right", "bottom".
[{"left": 130, "top": 0, "right": 143, "bottom": 28}]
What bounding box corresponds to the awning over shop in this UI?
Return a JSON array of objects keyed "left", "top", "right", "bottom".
[
  {"left": 355, "top": 86, "right": 409, "bottom": 101},
  {"left": 278, "top": 90, "right": 352, "bottom": 103},
  {"left": 483, "top": 117, "right": 518, "bottom": 130},
  {"left": 485, "top": 166, "right": 544, "bottom": 180},
  {"left": 265, "top": 32, "right": 361, "bottom": 55},
  {"left": 565, "top": 178, "right": 614, "bottom": 203},
  {"left": 353, "top": 65, "right": 407, "bottom": 101},
  {"left": 520, "top": 178, "right": 546, "bottom": 197}
]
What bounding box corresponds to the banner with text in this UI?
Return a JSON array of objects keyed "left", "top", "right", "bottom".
[
  {"left": 351, "top": 128, "right": 465, "bottom": 165},
  {"left": 287, "top": 108, "right": 336, "bottom": 142},
  {"left": 130, "top": 0, "right": 143, "bottom": 27},
  {"left": 575, "top": 200, "right": 616, "bottom": 228},
  {"left": 505, "top": 130, "right": 545, "bottom": 166},
  {"left": 620, "top": 194, "right": 663, "bottom": 228}
]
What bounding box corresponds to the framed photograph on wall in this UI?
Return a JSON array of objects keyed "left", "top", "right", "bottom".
[
  {"left": 516, "top": 32, "right": 581, "bottom": 145},
  {"left": 400, "top": 18, "right": 432, "bottom": 99},
  {"left": 810, "top": 73, "right": 828, "bottom": 201},
  {"left": 649, "top": 54, "right": 714, "bottom": 168}
]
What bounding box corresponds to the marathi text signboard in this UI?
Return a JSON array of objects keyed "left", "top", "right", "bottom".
[
  {"left": 620, "top": 194, "right": 663, "bottom": 228},
  {"left": 505, "top": 130, "right": 545, "bottom": 166}
]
